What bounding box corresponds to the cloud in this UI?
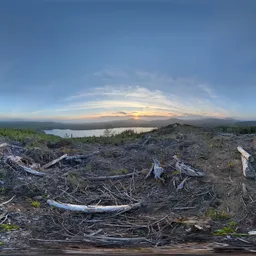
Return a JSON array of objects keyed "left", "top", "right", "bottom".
[
  {"left": 18, "top": 70, "right": 231, "bottom": 121},
  {"left": 197, "top": 83, "right": 218, "bottom": 99}
]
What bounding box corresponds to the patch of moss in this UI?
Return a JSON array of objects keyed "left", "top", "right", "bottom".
[
  {"left": 31, "top": 201, "right": 40, "bottom": 208},
  {"left": 213, "top": 226, "right": 236, "bottom": 235},
  {"left": 206, "top": 209, "right": 231, "bottom": 220},
  {"left": 0, "top": 224, "right": 19, "bottom": 232},
  {"left": 213, "top": 220, "right": 243, "bottom": 236}
]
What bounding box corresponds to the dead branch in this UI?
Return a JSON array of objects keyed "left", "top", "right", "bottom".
[
  {"left": 237, "top": 146, "right": 254, "bottom": 162},
  {"left": 0, "top": 195, "right": 15, "bottom": 206},
  {"left": 0, "top": 143, "right": 8, "bottom": 148},
  {"left": 173, "top": 155, "right": 205, "bottom": 177},
  {"left": 83, "top": 235, "right": 151, "bottom": 244},
  {"left": 47, "top": 199, "right": 141, "bottom": 213},
  {"left": 85, "top": 171, "right": 141, "bottom": 181},
  {"left": 0, "top": 143, "right": 23, "bottom": 149},
  {"left": 7, "top": 156, "right": 46, "bottom": 176},
  {"left": 41, "top": 154, "right": 67, "bottom": 169},
  {"left": 65, "top": 151, "right": 100, "bottom": 161}
]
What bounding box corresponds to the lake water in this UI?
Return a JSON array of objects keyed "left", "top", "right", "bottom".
[{"left": 44, "top": 127, "right": 157, "bottom": 138}]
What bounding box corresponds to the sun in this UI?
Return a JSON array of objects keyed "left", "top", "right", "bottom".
[{"left": 133, "top": 113, "right": 140, "bottom": 120}]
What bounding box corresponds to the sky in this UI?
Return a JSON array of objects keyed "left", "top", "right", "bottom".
[{"left": 0, "top": 0, "right": 256, "bottom": 122}]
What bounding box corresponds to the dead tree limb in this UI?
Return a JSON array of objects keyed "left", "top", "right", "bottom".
[
  {"left": 41, "top": 154, "right": 67, "bottom": 169},
  {"left": 65, "top": 151, "right": 100, "bottom": 161},
  {"left": 0, "top": 143, "right": 23, "bottom": 149},
  {"left": 0, "top": 195, "right": 15, "bottom": 206},
  {"left": 237, "top": 146, "right": 254, "bottom": 162},
  {"left": 84, "top": 171, "right": 141, "bottom": 181},
  {"left": 82, "top": 235, "right": 151, "bottom": 244},
  {"left": 47, "top": 199, "right": 141, "bottom": 213},
  {"left": 7, "top": 156, "right": 46, "bottom": 177}
]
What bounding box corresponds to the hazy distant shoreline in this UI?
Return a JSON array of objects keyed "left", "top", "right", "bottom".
[{"left": 1, "top": 118, "right": 256, "bottom": 132}]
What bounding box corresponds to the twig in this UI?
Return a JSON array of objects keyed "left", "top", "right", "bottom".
[
  {"left": 0, "top": 195, "right": 15, "bottom": 206},
  {"left": 42, "top": 154, "right": 67, "bottom": 169},
  {"left": 173, "top": 206, "right": 196, "bottom": 210},
  {"left": 83, "top": 235, "right": 152, "bottom": 244},
  {"left": 47, "top": 199, "right": 141, "bottom": 213},
  {"left": 84, "top": 171, "right": 141, "bottom": 181}
]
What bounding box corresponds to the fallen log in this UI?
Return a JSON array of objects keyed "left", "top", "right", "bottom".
[
  {"left": 237, "top": 146, "right": 254, "bottom": 162},
  {"left": 65, "top": 151, "right": 100, "bottom": 161},
  {"left": 41, "top": 154, "right": 67, "bottom": 169},
  {"left": 241, "top": 155, "right": 256, "bottom": 178},
  {"left": 47, "top": 199, "right": 141, "bottom": 213}
]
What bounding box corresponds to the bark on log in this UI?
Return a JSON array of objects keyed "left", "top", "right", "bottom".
[
  {"left": 237, "top": 146, "right": 254, "bottom": 162},
  {"left": 41, "top": 154, "right": 67, "bottom": 169},
  {"left": 47, "top": 199, "right": 141, "bottom": 213}
]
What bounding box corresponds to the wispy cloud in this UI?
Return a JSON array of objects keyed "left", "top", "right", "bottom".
[
  {"left": 197, "top": 83, "right": 218, "bottom": 99},
  {"left": 14, "top": 70, "right": 231, "bottom": 121}
]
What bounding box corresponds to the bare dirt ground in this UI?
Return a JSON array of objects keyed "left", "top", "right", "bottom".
[{"left": 1, "top": 124, "right": 256, "bottom": 253}]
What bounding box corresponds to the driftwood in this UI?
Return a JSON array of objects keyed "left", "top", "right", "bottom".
[
  {"left": 7, "top": 156, "right": 46, "bottom": 177},
  {"left": 237, "top": 146, "right": 254, "bottom": 162},
  {"left": 41, "top": 154, "right": 67, "bottom": 169},
  {"left": 65, "top": 151, "right": 100, "bottom": 161},
  {"left": 173, "top": 155, "right": 205, "bottom": 177},
  {"left": 47, "top": 199, "right": 141, "bottom": 213},
  {"left": 84, "top": 171, "right": 141, "bottom": 181}
]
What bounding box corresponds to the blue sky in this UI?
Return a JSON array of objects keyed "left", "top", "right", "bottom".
[{"left": 0, "top": 0, "right": 255, "bottom": 122}]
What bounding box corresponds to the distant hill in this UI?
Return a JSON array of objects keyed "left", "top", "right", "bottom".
[
  {"left": 0, "top": 117, "right": 238, "bottom": 130},
  {"left": 236, "top": 121, "right": 256, "bottom": 126}
]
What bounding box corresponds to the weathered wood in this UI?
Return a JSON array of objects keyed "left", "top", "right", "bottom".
[
  {"left": 41, "top": 154, "right": 67, "bottom": 169},
  {"left": 175, "top": 161, "right": 205, "bottom": 177},
  {"left": 237, "top": 146, "right": 254, "bottom": 162},
  {"left": 146, "top": 159, "right": 164, "bottom": 181},
  {"left": 84, "top": 171, "right": 141, "bottom": 181},
  {"left": 7, "top": 156, "right": 46, "bottom": 177},
  {"left": 65, "top": 151, "right": 100, "bottom": 161},
  {"left": 0, "top": 195, "right": 15, "bottom": 206},
  {"left": 241, "top": 156, "right": 256, "bottom": 178},
  {"left": 0, "top": 143, "right": 23, "bottom": 149},
  {"left": 0, "top": 143, "right": 8, "bottom": 148},
  {"left": 47, "top": 199, "right": 141, "bottom": 213}
]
